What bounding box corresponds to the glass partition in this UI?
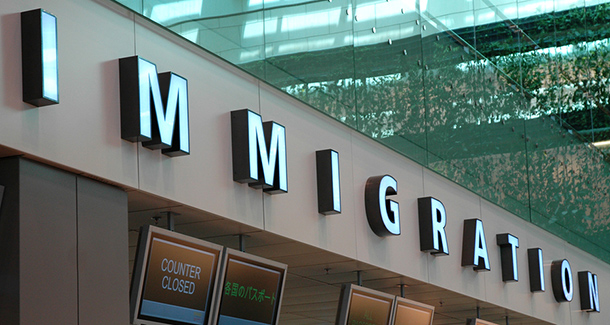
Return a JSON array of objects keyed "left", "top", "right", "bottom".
[{"left": 111, "top": 0, "right": 610, "bottom": 264}]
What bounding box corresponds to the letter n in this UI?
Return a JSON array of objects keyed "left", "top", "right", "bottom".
[
  {"left": 579, "top": 271, "right": 600, "bottom": 312},
  {"left": 231, "top": 109, "right": 287, "bottom": 194},
  {"left": 119, "top": 56, "right": 190, "bottom": 156}
]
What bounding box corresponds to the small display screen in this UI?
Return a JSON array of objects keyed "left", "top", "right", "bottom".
[
  {"left": 393, "top": 302, "right": 433, "bottom": 325},
  {"left": 138, "top": 232, "right": 220, "bottom": 325},
  {"left": 346, "top": 290, "right": 393, "bottom": 325},
  {"left": 216, "top": 254, "right": 285, "bottom": 325}
]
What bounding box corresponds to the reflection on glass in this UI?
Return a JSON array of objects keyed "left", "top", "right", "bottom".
[{"left": 111, "top": 0, "right": 610, "bottom": 265}]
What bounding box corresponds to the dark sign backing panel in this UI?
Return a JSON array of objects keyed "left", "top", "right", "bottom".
[
  {"left": 0, "top": 185, "right": 4, "bottom": 211},
  {"left": 336, "top": 284, "right": 395, "bottom": 325},
  {"left": 392, "top": 297, "right": 434, "bottom": 325},
  {"left": 130, "top": 225, "right": 223, "bottom": 325},
  {"left": 212, "top": 248, "right": 287, "bottom": 325}
]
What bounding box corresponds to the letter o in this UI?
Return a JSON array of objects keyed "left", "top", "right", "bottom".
[{"left": 551, "top": 259, "right": 573, "bottom": 302}]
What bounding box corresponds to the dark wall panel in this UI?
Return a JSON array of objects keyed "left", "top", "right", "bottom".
[
  {"left": 0, "top": 157, "right": 130, "bottom": 324},
  {"left": 19, "top": 159, "right": 78, "bottom": 325},
  {"left": 0, "top": 157, "right": 21, "bottom": 324},
  {"left": 76, "top": 176, "right": 129, "bottom": 324}
]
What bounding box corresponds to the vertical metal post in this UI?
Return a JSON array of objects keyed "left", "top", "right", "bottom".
[
  {"left": 400, "top": 285, "right": 405, "bottom": 298},
  {"left": 505, "top": 316, "right": 509, "bottom": 325},
  {"left": 357, "top": 271, "right": 362, "bottom": 286},
  {"left": 160, "top": 211, "right": 179, "bottom": 231},
  {"left": 166, "top": 212, "right": 175, "bottom": 231},
  {"left": 239, "top": 234, "right": 246, "bottom": 252},
  {"left": 476, "top": 307, "right": 480, "bottom": 319}
]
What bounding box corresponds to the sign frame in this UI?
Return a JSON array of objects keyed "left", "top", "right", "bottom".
[
  {"left": 392, "top": 296, "right": 435, "bottom": 325},
  {"left": 210, "top": 247, "right": 288, "bottom": 325},
  {"left": 130, "top": 225, "right": 224, "bottom": 325},
  {"left": 336, "top": 283, "right": 395, "bottom": 325}
]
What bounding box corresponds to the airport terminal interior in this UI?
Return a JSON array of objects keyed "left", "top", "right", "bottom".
[
  {"left": 117, "top": 0, "right": 610, "bottom": 323},
  {"left": 1, "top": 0, "right": 610, "bottom": 324}
]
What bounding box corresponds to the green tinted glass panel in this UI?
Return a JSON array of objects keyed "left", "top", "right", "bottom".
[
  {"left": 111, "top": 0, "right": 610, "bottom": 264},
  {"left": 353, "top": 0, "right": 426, "bottom": 164}
]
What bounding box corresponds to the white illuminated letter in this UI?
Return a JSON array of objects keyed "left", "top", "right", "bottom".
[
  {"left": 316, "top": 149, "right": 341, "bottom": 214},
  {"left": 579, "top": 271, "right": 600, "bottom": 312},
  {"left": 551, "top": 259, "right": 573, "bottom": 302},
  {"left": 231, "top": 109, "right": 287, "bottom": 194},
  {"left": 41, "top": 11, "right": 58, "bottom": 103},
  {"left": 247, "top": 111, "right": 287, "bottom": 193},
  {"left": 473, "top": 220, "right": 490, "bottom": 270},
  {"left": 138, "top": 58, "right": 189, "bottom": 155},
  {"left": 365, "top": 175, "right": 400, "bottom": 237},
  {"left": 561, "top": 260, "right": 573, "bottom": 301},
  {"left": 379, "top": 176, "right": 400, "bottom": 235},
  {"left": 119, "top": 56, "right": 190, "bottom": 156},
  {"left": 527, "top": 248, "right": 545, "bottom": 292},
  {"left": 461, "top": 219, "right": 490, "bottom": 271},
  {"left": 331, "top": 150, "right": 341, "bottom": 212},
  {"left": 21, "top": 9, "right": 59, "bottom": 106},
  {"left": 418, "top": 197, "right": 449, "bottom": 255},
  {"left": 497, "top": 233, "right": 519, "bottom": 282},
  {"left": 537, "top": 249, "right": 545, "bottom": 291},
  {"left": 429, "top": 199, "right": 448, "bottom": 254}
]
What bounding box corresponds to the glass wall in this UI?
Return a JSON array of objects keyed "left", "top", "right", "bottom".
[{"left": 113, "top": 0, "right": 610, "bottom": 264}]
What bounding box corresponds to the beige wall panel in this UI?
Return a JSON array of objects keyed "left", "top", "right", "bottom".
[
  {"left": 258, "top": 84, "right": 358, "bottom": 258},
  {"left": 0, "top": 0, "right": 139, "bottom": 188},
  {"left": 422, "top": 168, "right": 487, "bottom": 301},
  {"left": 350, "top": 135, "right": 428, "bottom": 282},
  {"left": 133, "top": 17, "right": 265, "bottom": 228}
]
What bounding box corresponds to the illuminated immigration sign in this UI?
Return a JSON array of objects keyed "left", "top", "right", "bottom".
[
  {"left": 228, "top": 110, "right": 601, "bottom": 313},
  {"left": 19, "top": 8, "right": 602, "bottom": 317}
]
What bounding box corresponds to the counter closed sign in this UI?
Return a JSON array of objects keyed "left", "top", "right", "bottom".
[{"left": 140, "top": 235, "right": 218, "bottom": 324}]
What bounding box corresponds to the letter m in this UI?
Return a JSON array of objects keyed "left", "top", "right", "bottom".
[
  {"left": 119, "top": 56, "right": 189, "bottom": 156},
  {"left": 231, "top": 109, "right": 287, "bottom": 194}
]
